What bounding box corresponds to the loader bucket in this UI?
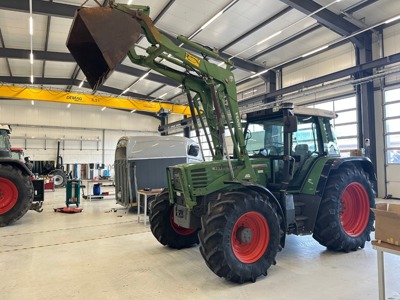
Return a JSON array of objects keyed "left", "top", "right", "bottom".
[{"left": 66, "top": 7, "right": 142, "bottom": 90}]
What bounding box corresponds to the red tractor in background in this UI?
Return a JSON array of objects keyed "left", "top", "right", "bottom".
[{"left": 0, "top": 125, "right": 41, "bottom": 226}]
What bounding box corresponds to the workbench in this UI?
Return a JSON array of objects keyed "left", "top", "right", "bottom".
[
  {"left": 82, "top": 179, "right": 114, "bottom": 201},
  {"left": 371, "top": 240, "right": 400, "bottom": 300}
]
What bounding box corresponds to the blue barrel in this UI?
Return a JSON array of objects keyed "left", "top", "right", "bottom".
[
  {"left": 93, "top": 183, "right": 101, "bottom": 195},
  {"left": 103, "top": 170, "right": 110, "bottom": 177}
]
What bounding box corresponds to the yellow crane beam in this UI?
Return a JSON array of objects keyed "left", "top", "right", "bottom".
[{"left": 0, "top": 84, "right": 191, "bottom": 116}]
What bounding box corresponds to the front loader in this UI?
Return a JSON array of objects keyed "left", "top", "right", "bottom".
[{"left": 67, "top": 1, "right": 376, "bottom": 283}]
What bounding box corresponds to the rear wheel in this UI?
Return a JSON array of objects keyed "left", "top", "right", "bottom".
[
  {"left": 198, "top": 190, "right": 281, "bottom": 283},
  {"left": 313, "top": 167, "right": 375, "bottom": 252},
  {"left": 0, "top": 164, "right": 33, "bottom": 227},
  {"left": 50, "top": 169, "right": 67, "bottom": 187},
  {"left": 149, "top": 190, "right": 199, "bottom": 249}
]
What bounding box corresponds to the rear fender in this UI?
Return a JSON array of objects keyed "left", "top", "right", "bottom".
[
  {"left": 300, "top": 156, "right": 376, "bottom": 197},
  {"left": 225, "top": 181, "right": 287, "bottom": 248},
  {"left": 0, "top": 159, "right": 33, "bottom": 177},
  {"left": 299, "top": 156, "right": 376, "bottom": 233},
  {"left": 315, "top": 156, "right": 376, "bottom": 198}
]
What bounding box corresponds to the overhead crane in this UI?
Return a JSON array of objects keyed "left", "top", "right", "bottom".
[{"left": 0, "top": 84, "right": 191, "bottom": 116}]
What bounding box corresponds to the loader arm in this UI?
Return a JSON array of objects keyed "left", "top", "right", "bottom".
[{"left": 67, "top": 1, "right": 257, "bottom": 181}]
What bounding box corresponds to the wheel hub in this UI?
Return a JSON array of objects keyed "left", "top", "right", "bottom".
[
  {"left": 340, "top": 182, "right": 370, "bottom": 237},
  {"left": 231, "top": 211, "right": 270, "bottom": 263},
  {"left": 236, "top": 226, "right": 253, "bottom": 244},
  {"left": 0, "top": 178, "right": 18, "bottom": 214}
]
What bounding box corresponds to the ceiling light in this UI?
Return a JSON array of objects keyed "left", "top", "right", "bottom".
[
  {"left": 79, "top": 80, "right": 84, "bottom": 88},
  {"left": 244, "top": 89, "right": 257, "bottom": 95},
  {"left": 188, "top": 0, "right": 238, "bottom": 39},
  {"left": 122, "top": 88, "right": 130, "bottom": 94},
  {"left": 159, "top": 92, "right": 168, "bottom": 98},
  {"left": 29, "top": 0, "right": 34, "bottom": 83},
  {"left": 31, "top": 100, "right": 34, "bottom": 105},
  {"left": 250, "top": 68, "right": 270, "bottom": 79},
  {"left": 67, "top": 103, "right": 71, "bottom": 108},
  {"left": 127, "top": 0, "right": 133, "bottom": 4},
  {"left": 138, "top": 71, "right": 150, "bottom": 81},
  {"left": 101, "top": 107, "right": 106, "bottom": 111},
  {"left": 29, "top": 16, "right": 33, "bottom": 36},
  {"left": 302, "top": 45, "right": 329, "bottom": 58},
  {"left": 130, "top": 110, "right": 136, "bottom": 113},
  {"left": 256, "top": 31, "right": 282, "bottom": 46},
  {"left": 200, "top": 11, "right": 223, "bottom": 30},
  {"left": 385, "top": 15, "right": 400, "bottom": 24}
]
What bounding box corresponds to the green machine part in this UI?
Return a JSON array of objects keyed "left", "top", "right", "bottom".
[{"left": 66, "top": 180, "right": 81, "bottom": 207}]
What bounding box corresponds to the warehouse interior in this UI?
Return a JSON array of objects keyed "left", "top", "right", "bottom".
[{"left": 1, "top": 0, "right": 400, "bottom": 299}]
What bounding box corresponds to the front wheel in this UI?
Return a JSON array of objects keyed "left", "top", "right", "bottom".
[
  {"left": 313, "top": 167, "right": 375, "bottom": 252},
  {"left": 198, "top": 190, "right": 281, "bottom": 283},
  {"left": 149, "top": 190, "right": 199, "bottom": 249},
  {"left": 0, "top": 164, "right": 34, "bottom": 227}
]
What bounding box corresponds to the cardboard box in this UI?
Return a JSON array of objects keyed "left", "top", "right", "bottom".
[
  {"left": 350, "top": 149, "right": 364, "bottom": 156},
  {"left": 372, "top": 203, "right": 400, "bottom": 246}
]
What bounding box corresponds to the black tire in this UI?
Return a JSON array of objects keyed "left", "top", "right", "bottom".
[
  {"left": 0, "top": 164, "right": 34, "bottom": 227},
  {"left": 198, "top": 190, "right": 281, "bottom": 283},
  {"left": 313, "top": 167, "right": 375, "bottom": 252},
  {"left": 149, "top": 190, "right": 199, "bottom": 249},
  {"left": 50, "top": 169, "right": 67, "bottom": 187}
]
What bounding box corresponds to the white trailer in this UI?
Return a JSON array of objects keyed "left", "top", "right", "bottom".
[{"left": 114, "top": 136, "right": 202, "bottom": 208}]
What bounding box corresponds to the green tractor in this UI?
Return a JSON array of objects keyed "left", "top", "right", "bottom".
[{"left": 67, "top": 1, "right": 376, "bottom": 283}]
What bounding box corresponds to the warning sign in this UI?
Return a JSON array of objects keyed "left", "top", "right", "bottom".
[{"left": 185, "top": 52, "right": 201, "bottom": 67}]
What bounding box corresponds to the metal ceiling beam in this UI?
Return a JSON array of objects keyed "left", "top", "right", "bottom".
[
  {"left": 261, "top": 52, "right": 400, "bottom": 99},
  {"left": 0, "top": 29, "right": 12, "bottom": 76},
  {"left": 342, "top": 0, "right": 378, "bottom": 15},
  {"left": 161, "top": 51, "right": 400, "bottom": 131},
  {"left": 0, "top": 48, "right": 179, "bottom": 87},
  {"left": 0, "top": 0, "right": 76, "bottom": 18},
  {"left": 249, "top": 23, "right": 322, "bottom": 61},
  {"left": 220, "top": 6, "right": 293, "bottom": 52},
  {"left": 280, "top": 0, "right": 365, "bottom": 48}
]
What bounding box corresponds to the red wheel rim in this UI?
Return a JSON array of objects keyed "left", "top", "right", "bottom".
[
  {"left": 231, "top": 211, "right": 269, "bottom": 263},
  {"left": 0, "top": 178, "right": 18, "bottom": 214},
  {"left": 169, "top": 209, "right": 197, "bottom": 236},
  {"left": 340, "top": 182, "right": 370, "bottom": 237}
]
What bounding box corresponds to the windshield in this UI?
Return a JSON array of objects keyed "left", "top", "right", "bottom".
[
  {"left": 245, "top": 119, "right": 284, "bottom": 156},
  {"left": 0, "top": 131, "right": 10, "bottom": 151}
]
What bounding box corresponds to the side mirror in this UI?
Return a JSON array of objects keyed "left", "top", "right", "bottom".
[
  {"left": 188, "top": 144, "right": 200, "bottom": 157},
  {"left": 284, "top": 115, "right": 298, "bottom": 133}
]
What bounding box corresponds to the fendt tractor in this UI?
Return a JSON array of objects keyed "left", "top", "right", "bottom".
[
  {"left": 0, "top": 125, "right": 35, "bottom": 227},
  {"left": 67, "top": 1, "right": 376, "bottom": 283}
]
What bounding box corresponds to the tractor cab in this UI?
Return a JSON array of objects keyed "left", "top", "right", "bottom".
[
  {"left": 244, "top": 104, "right": 339, "bottom": 192},
  {"left": 0, "top": 125, "right": 12, "bottom": 158},
  {"left": 11, "top": 148, "right": 25, "bottom": 161}
]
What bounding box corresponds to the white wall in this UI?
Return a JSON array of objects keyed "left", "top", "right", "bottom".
[{"left": 0, "top": 99, "right": 160, "bottom": 166}]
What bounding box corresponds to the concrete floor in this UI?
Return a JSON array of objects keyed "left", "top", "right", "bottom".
[{"left": 1, "top": 187, "right": 399, "bottom": 300}]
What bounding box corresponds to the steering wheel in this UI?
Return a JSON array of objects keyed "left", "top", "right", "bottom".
[{"left": 266, "top": 142, "right": 284, "bottom": 155}]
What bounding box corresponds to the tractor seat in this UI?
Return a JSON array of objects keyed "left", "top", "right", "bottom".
[{"left": 293, "top": 144, "right": 310, "bottom": 173}]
